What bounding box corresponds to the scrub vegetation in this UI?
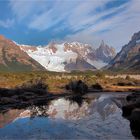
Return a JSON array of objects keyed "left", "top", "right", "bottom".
[{"left": 0, "top": 71, "right": 139, "bottom": 93}]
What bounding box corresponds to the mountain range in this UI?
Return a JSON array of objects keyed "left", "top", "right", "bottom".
[
  {"left": 20, "top": 41, "right": 115, "bottom": 72},
  {"left": 0, "top": 31, "right": 139, "bottom": 72}
]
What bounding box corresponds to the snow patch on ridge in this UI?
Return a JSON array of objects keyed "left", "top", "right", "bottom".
[{"left": 20, "top": 43, "right": 78, "bottom": 72}]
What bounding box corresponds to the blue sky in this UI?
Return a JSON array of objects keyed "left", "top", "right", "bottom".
[{"left": 0, "top": 0, "right": 140, "bottom": 51}]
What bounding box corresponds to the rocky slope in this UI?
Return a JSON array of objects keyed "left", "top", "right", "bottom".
[
  {"left": 20, "top": 41, "right": 115, "bottom": 72},
  {"left": 107, "top": 31, "right": 140, "bottom": 71},
  {"left": 0, "top": 35, "right": 45, "bottom": 71}
]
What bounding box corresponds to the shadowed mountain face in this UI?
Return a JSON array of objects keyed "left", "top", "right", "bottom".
[
  {"left": 107, "top": 31, "right": 140, "bottom": 71},
  {"left": 0, "top": 35, "right": 45, "bottom": 71}
]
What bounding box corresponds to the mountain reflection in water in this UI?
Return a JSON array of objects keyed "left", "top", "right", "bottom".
[{"left": 0, "top": 93, "right": 135, "bottom": 140}]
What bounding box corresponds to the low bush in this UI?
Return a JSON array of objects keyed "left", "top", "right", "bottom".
[
  {"left": 18, "top": 78, "right": 48, "bottom": 93},
  {"left": 65, "top": 80, "right": 88, "bottom": 94}
]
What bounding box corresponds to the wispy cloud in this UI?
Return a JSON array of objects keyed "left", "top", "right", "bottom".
[
  {"left": 6, "top": 0, "right": 140, "bottom": 50},
  {"left": 65, "top": 0, "right": 140, "bottom": 51},
  {"left": 9, "top": 0, "right": 112, "bottom": 31},
  {"left": 0, "top": 19, "right": 14, "bottom": 28},
  {"left": 96, "top": 0, "right": 140, "bottom": 51},
  {"left": 28, "top": 0, "right": 79, "bottom": 31},
  {"left": 28, "top": 0, "right": 114, "bottom": 31},
  {"left": 67, "top": 0, "right": 113, "bottom": 31},
  {"left": 9, "top": 0, "right": 46, "bottom": 21}
]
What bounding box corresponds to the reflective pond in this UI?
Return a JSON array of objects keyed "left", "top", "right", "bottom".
[{"left": 0, "top": 93, "right": 135, "bottom": 140}]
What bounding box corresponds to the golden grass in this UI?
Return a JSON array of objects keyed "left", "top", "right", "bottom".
[{"left": 0, "top": 71, "right": 139, "bottom": 93}]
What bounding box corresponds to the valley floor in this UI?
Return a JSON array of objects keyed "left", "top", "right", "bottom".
[{"left": 0, "top": 71, "right": 140, "bottom": 93}]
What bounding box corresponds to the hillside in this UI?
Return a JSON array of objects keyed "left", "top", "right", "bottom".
[{"left": 0, "top": 35, "right": 45, "bottom": 72}]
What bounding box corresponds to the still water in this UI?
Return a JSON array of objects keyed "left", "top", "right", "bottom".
[{"left": 0, "top": 93, "right": 135, "bottom": 140}]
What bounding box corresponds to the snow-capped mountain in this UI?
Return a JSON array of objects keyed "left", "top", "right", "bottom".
[{"left": 20, "top": 41, "right": 116, "bottom": 72}]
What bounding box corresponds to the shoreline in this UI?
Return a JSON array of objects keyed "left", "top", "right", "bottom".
[{"left": 0, "top": 87, "right": 137, "bottom": 113}]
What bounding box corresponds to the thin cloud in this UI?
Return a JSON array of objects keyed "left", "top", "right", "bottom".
[
  {"left": 65, "top": 0, "right": 140, "bottom": 51},
  {"left": 9, "top": 0, "right": 46, "bottom": 21},
  {"left": 28, "top": 0, "right": 113, "bottom": 31},
  {"left": 6, "top": 0, "right": 140, "bottom": 50},
  {"left": 0, "top": 19, "right": 14, "bottom": 28}
]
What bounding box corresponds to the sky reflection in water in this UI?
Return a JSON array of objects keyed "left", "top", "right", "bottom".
[{"left": 0, "top": 93, "right": 135, "bottom": 140}]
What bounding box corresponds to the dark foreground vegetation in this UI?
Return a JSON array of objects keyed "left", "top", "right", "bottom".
[
  {"left": 0, "top": 78, "right": 103, "bottom": 112},
  {"left": 0, "top": 79, "right": 50, "bottom": 113},
  {"left": 65, "top": 80, "right": 88, "bottom": 94}
]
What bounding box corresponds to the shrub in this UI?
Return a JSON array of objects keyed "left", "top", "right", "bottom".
[
  {"left": 18, "top": 78, "right": 48, "bottom": 93},
  {"left": 65, "top": 80, "right": 88, "bottom": 94}
]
